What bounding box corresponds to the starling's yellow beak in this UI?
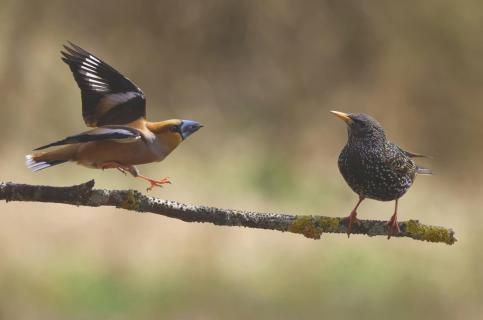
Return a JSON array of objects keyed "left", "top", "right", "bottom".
[{"left": 330, "top": 110, "right": 353, "bottom": 124}]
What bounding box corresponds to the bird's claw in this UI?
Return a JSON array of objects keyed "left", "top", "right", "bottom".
[
  {"left": 343, "top": 211, "right": 361, "bottom": 238},
  {"left": 100, "top": 161, "right": 128, "bottom": 175},
  {"left": 386, "top": 214, "right": 400, "bottom": 239},
  {"left": 145, "top": 177, "right": 171, "bottom": 192}
]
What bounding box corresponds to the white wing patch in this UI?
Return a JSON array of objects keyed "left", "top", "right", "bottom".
[
  {"left": 88, "top": 54, "right": 101, "bottom": 63},
  {"left": 87, "top": 127, "right": 141, "bottom": 143},
  {"left": 98, "top": 92, "right": 138, "bottom": 111},
  {"left": 79, "top": 56, "right": 113, "bottom": 92},
  {"left": 89, "top": 84, "right": 109, "bottom": 92},
  {"left": 89, "top": 127, "right": 136, "bottom": 136},
  {"left": 80, "top": 64, "right": 95, "bottom": 72},
  {"left": 87, "top": 78, "right": 106, "bottom": 85},
  {"left": 82, "top": 71, "right": 103, "bottom": 80},
  {"left": 114, "top": 136, "right": 141, "bottom": 143}
]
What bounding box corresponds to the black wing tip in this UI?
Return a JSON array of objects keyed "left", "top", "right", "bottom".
[
  {"left": 33, "top": 145, "right": 47, "bottom": 151},
  {"left": 33, "top": 142, "right": 57, "bottom": 151},
  {"left": 60, "top": 47, "right": 79, "bottom": 64},
  {"left": 33, "top": 136, "right": 76, "bottom": 150},
  {"left": 61, "top": 41, "right": 92, "bottom": 60},
  {"left": 64, "top": 41, "right": 84, "bottom": 52},
  {"left": 62, "top": 42, "right": 76, "bottom": 54}
]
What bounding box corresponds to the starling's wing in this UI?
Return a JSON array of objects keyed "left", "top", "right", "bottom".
[
  {"left": 33, "top": 126, "right": 141, "bottom": 150},
  {"left": 61, "top": 42, "right": 146, "bottom": 127},
  {"left": 385, "top": 144, "right": 417, "bottom": 175},
  {"left": 395, "top": 146, "right": 432, "bottom": 174},
  {"left": 396, "top": 146, "right": 428, "bottom": 158}
]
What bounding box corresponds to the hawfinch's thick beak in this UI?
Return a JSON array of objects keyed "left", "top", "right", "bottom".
[
  {"left": 330, "top": 110, "right": 353, "bottom": 124},
  {"left": 180, "top": 120, "right": 203, "bottom": 140}
]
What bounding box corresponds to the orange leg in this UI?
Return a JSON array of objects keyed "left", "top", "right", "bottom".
[
  {"left": 344, "top": 197, "right": 364, "bottom": 238},
  {"left": 100, "top": 161, "right": 171, "bottom": 192},
  {"left": 100, "top": 161, "right": 133, "bottom": 175},
  {"left": 136, "top": 175, "right": 171, "bottom": 192},
  {"left": 100, "top": 161, "right": 123, "bottom": 170},
  {"left": 387, "top": 199, "right": 401, "bottom": 239}
]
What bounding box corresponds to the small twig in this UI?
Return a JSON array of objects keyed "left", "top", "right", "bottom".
[{"left": 0, "top": 180, "right": 456, "bottom": 245}]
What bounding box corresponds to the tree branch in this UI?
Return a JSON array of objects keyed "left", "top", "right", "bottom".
[{"left": 0, "top": 180, "right": 456, "bottom": 245}]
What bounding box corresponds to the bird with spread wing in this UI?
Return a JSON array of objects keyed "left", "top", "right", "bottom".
[{"left": 26, "top": 42, "right": 203, "bottom": 191}]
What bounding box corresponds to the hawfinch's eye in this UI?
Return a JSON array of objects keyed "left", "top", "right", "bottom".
[{"left": 169, "top": 125, "right": 179, "bottom": 133}]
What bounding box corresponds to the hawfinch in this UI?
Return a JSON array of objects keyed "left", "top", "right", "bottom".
[{"left": 26, "top": 42, "right": 203, "bottom": 191}]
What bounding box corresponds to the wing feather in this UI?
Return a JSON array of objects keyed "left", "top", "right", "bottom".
[
  {"left": 34, "top": 126, "right": 141, "bottom": 150},
  {"left": 396, "top": 146, "right": 428, "bottom": 158},
  {"left": 386, "top": 143, "right": 417, "bottom": 175},
  {"left": 395, "top": 145, "right": 432, "bottom": 174},
  {"left": 61, "top": 42, "right": 146, "bottom": 127}
]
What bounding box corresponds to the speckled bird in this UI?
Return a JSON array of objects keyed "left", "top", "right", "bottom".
[
  {"left": 331, "top": 111, "right": 431, "bottom": 238},
  {"left": 26, "top": 42, "right": 203, "bottom": 191}
]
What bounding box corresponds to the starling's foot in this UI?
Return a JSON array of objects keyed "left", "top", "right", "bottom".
[
  {"left": 343, "top": 210, "right": 360, "bottom": 238},
  {"left": 386, "top": 212, "right": 400, "bottom": 239},
  {"left": 137, "top": 175, "right": 171, "bottom": 192}
]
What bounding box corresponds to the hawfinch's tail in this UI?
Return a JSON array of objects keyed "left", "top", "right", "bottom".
[
  {"left": 25, "top": 145, "right": 77, "bottom": 172},
  {"left": 25, "top": 155, "right": 67, "bottom": 171}
]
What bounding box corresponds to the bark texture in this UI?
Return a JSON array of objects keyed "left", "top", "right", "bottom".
[{"left": 0, "top": 180, "right": 456, "bottom": 245}]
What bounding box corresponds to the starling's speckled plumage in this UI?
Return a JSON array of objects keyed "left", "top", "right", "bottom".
[{"left": 331, "top": 111, "right": 431, "bottom": 238}]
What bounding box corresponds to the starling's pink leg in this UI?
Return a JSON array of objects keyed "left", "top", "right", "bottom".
[
  {"left": 387, "top": 199, "right": 401, "bottom": 239},
  {"left": 345, "top": 197, "right": 364, "bottom": 238}
]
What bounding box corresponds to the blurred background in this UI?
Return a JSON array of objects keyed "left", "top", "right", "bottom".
[{"left": 1, "top": 0, "right": 482, "bottom": 319}]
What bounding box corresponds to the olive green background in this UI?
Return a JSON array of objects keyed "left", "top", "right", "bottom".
[{"left": 0, "top": 1, "right": 482, "bottom": 319}]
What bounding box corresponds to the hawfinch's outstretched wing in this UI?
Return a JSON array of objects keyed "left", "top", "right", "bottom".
[
  {"left": 33, "top": 126, "right": 142, "bottom": 151},
  {"left": 61, "top": 42, "right": 146, "bottom": 127}
]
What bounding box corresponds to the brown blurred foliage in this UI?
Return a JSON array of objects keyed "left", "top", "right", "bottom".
[{"left": 0, "top": 1, "right": 482, "bottom": 319}]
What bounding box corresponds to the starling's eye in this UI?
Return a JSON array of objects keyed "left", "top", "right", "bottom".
[{"left": 356, "top": 120, "right": 366, "bottom": 128}]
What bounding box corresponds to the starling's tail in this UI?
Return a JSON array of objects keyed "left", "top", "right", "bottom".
[{"left": 416, "top": 166, "right": 432, "bottom": 175}]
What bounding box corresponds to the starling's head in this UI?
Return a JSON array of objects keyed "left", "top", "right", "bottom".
[{"left": 331, "top": 111, "right": 386, "bottom": 143}]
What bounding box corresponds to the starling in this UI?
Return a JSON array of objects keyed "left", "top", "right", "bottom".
[{"left": 331, "top": 111, "right": 431, "bottom": 238}]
